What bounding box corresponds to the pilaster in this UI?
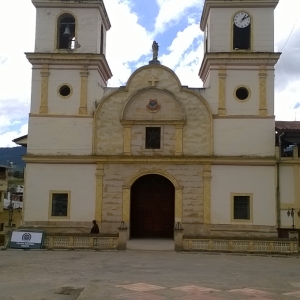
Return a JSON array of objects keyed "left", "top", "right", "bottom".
[
  {"left": 122, "top": 187, "right": 130, "bottom": 223},
  {"left": 79, "top": 69, "right": 89, "bottom": 115},
  {"left": 95, "top": 163, "right": 104, "bottom": 222},
  {"left": 175, "top": 125, "right": 183, "bottom": 156},
  {"left": 259, "top": 66, "right": 267, "bottom": 116},
  {"left": 175, "top": 187, "right": 183, "bottom": 223},
  {"left": 39, "top": 65, "right": 49, "bottom": 113},
  {"left": 203, "top": 164, "right": 212, "bottom": 224},
  {"left": 218, "top": 66, "right": 227, "bottom": 115},
  {"left": 123, "top": 125, "right": 131, "bottom": 155}
]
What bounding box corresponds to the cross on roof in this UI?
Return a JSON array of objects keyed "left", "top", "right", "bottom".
[{"left": 148, "top": 75, "right": 159, "bottom": 87}]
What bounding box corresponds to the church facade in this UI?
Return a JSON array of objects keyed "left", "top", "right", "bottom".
[{"left": 23, "top": 0, "right": 285, "bottom": 239}]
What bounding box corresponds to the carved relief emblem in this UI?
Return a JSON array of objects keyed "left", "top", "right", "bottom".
[{"left": 146, "top": 99, "right": 161, "bottom": 112}]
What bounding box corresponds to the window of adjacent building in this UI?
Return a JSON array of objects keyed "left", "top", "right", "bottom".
[
  {"left": 233, "top": 195, "right": 250, "bottom": 220},
  {"left": 50, "top": 192, "right": 69, "bottom": 217},
  {"left": 0, "top": 223, "right": 4, "bottom": 232},
  {"left": 233, "top": 11, "right": 251, "bottom": 50},
  {"left": 57, "top": 14, "right": 76, "bottom": 50},
  {"left": 145, "top": 127, "right": 161, "bottom": 149}
]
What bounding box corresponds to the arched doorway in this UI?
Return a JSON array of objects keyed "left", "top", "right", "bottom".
[{"left": 130, "top": 174, "right": 175, "bottom": 238}]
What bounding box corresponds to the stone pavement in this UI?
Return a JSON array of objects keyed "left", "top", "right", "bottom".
[{"left": 1, "top": 245, "right": 300, "bottom": 300}]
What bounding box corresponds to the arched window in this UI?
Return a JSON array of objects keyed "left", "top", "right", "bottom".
[
  {"left": 57, "top": 14, "right": 75, "bottom": 50},
  {"left": 233, "top": 11, "right": 251, "bottom": 50}
]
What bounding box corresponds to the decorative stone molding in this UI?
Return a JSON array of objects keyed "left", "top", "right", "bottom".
[
  {"left": 218, "top": 66, "right": 227, "bottom": 115},
  {"left": 259, "top": 66, "right": 267, "bottom": 116},
  {"left": 123, "top": 125, "right": 131, "bottom": 155},
  {"left": 203, "top": 164, "right": 212, "bottom": 224},
  {"left": 39, "top": 65, "right": 50, "bottom": 113},
  {"left": 79, "top": 69, "right": 89, "bottom": 114},
  {"left": 122, "top": 169, "right": 183, "bottom": 223},
  {"left": 95, "top": 163, "right": 104, "bottom": 221}
]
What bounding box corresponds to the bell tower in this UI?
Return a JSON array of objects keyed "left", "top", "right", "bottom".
[
  {"left": 26, "top": 0, "right": 112, "bottom": 155},
  {"left": 199, "top": 0, "right": 280, "bottom": 117},
  {"left": 28, "top": 0, "right": 112, "bottom": 116}
]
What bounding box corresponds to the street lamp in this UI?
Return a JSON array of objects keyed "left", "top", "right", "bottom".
[{"left": 287, "top": 208, "right": 300, "bottom": 231}]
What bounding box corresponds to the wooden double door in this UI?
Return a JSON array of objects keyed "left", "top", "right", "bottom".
[{"left": 130, "top": 174, "right": 175, "bottom": 238}]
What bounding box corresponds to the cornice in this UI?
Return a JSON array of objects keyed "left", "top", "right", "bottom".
[
  {"left": 25, "top": 52, "right": 112, "bottom": 82},
  {"left": 121, "top": 120, "right": 186, "bottom": 125},
  {"left": 29, "top": 113, "right": 93, "bottom": 118},
  {"left": 23, "top": 154, "right": 277, "bottom": 166},
  {"left": 199, "top": 52, "right": 281, "bottom": 82},
  {"left": 31, "top": 0, "right": 111, "bottom": 30},
  {"left": 213, "top": 115, "right": 275, "bottom": 119},
  {"left": 200, "top": 0, "right": 279, "bottom": 31}
]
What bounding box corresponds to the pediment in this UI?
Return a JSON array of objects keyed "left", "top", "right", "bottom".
[{"left": 122, "top": 88, "right": 185, "bottom": 123}]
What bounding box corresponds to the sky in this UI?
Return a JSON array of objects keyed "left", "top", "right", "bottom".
[{"left": 0, "top": 0, "right": 300, "bottom": 147}]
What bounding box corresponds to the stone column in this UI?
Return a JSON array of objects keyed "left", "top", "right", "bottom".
[
  {"left": 39, "top": 65, "right": 50, "bottom": 113},
  {"left": 203, "top": 164, "right": 212, "bottom": 224},
  {"left": 122, "top": 187, "right": 130, "bottom": 223},
  {"left": 218, "top": 66, "right": 227, "bottom": 115},
  {"left": 259, "top": 66, "right": 267, "bottom": 116},
  {"left": 79, "top": 69, "right": 89, "bottom": 114},
  {"left": 95, "top": 163, "right": 104, "bottom": 222}
]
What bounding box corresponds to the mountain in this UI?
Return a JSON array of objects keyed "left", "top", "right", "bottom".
[{"left": 0, "top": 147, "right": 27, "bottom": 170}]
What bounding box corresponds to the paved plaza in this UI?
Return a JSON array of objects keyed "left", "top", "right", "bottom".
[{"left": 1, "top": 242, "right": 300, "bottom": 300}]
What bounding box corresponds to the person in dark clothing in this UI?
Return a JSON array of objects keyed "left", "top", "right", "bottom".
[{"left": 90, "top": 220, "right": 99, "bottom": 234}]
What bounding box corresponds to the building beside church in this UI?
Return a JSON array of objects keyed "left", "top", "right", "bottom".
[{"left": 20, "top": 0, "right": 300, "bottom": 242}]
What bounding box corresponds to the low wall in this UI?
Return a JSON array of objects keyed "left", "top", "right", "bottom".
[
  {"left": 43, "top": 234, "right": 118, "bottom": 250},
  {"left": 183, "top": 238, "right": 298, "bottom": 254}
]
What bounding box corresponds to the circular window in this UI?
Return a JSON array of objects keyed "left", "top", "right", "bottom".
[
  {"left": 235, "top": 86, "right": 250, "bottom": 101},
  {"left": 59, "top": 85, "right": 71, "bottom": 97}
]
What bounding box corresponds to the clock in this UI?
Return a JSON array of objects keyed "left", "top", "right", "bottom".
[{"left": 234, "top": 12, "right": 250, "bottom": 28}]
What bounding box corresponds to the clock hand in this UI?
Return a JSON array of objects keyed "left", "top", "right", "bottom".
[{"left": 241, "top": 14, "right": 249, "bottom": 21}]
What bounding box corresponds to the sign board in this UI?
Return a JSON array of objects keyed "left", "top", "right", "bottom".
[{"left": 9, "top": 230, "right": 44, "bottom": 249}]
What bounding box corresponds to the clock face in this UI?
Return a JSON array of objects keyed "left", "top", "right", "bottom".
[{"left": 234, "top": 12, "right": 251, "bottom": 28}]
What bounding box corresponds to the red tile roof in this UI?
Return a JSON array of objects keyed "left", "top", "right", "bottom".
[{"left": 275, "top": 121, "right": 300, "bottom": 131}]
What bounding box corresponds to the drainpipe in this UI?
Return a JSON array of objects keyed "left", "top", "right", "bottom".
[{"left": 276, "top": 132, "right": 285, "bottom": 233}]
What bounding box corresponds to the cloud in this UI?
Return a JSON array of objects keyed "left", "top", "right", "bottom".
[
  {"left": 105, "top": 0, "right": 153, "bottom": 86},
  {"left": 154, "top": 0, "right": 203, "bottom": 33},
  {"left": 0, "top": 124, "right": 28, "bottom": 148}
]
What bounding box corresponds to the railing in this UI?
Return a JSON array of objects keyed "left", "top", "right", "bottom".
[
  {"left": 183, "top": 238, "right": 298, "bottom": 253},
  {"left": 43, "top": 235, "right": 118, "bottom": 250}
]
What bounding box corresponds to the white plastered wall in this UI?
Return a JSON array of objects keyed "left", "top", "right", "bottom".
[
  {"left": 35, "top": 7, "right": 103, "bottom": 53},
  {"left": 24, "top": 164, "right": 96, "bottom": 222},
  {"left": 211, "top": 165, "right": 276, "bottom": 226},
  {"left": 214, "top": 119, "right": 275, "bottom": 156},
  {"left": 27, "top": 117, "right": 93, "bottom": 155},
  {"left": 208, "top": 8, "right": 274, "bottom": 52}
]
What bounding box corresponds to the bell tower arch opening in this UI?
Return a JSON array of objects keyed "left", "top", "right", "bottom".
[
  {"left": 57, "top": 13, "right": 76, "bottom": 50},
  {"left": 130, "top": 174, "right": 175, "bottom": 238}
]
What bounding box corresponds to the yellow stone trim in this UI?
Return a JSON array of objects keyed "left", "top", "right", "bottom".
[
  {"left": 30, "top": 113, "right": 93, "bottom": 118},
  {"left": 230, "top": 193, "right": 253, "bottom": 224},
  {"left": 122, "top": 188, "right": 130, "bottom": 223},
  {"left": 175, "top": 188, "right": 183, "bottom": 223},
  {"left": 23, "top": 155, "right": 277, "bottom": 166},
  {"left": 57, "top": 83, "right": 73, "bottom": 99},
  {"left": 121, "top": 120, "right": 185, "bottom": 125},
  {"left": 48, "top": 190, "right": 71, "bottom": 220},
  {"left": 203, "top": 164, "right": 212, "bottom": 224},
  {"left": 213, "top": 115, "right": 274, "bottom": 119},
  {"left": 95, "top": 164, "right": 104, "bottom": 222},
  {"left": 39, "top": 66, "right": 50, "bottom": 113},
  {"left": 259, "top": 66, "right": 267, "bottom": 116},
  {"left": 79, "top": 69, "right": 89, "bottom": 114},
  {"left": 218, "top": 66, "right": 227, "bottom": 115},
  {"left": 175, "top": 125, "right": 183, "bottom": 156},
  {"left": 123, "top": 126, "right": 131, "bottom": 155}
]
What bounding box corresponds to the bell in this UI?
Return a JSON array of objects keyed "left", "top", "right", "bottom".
[{"left": 63, "top": 25, "right": 71, "bottom": 36}]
